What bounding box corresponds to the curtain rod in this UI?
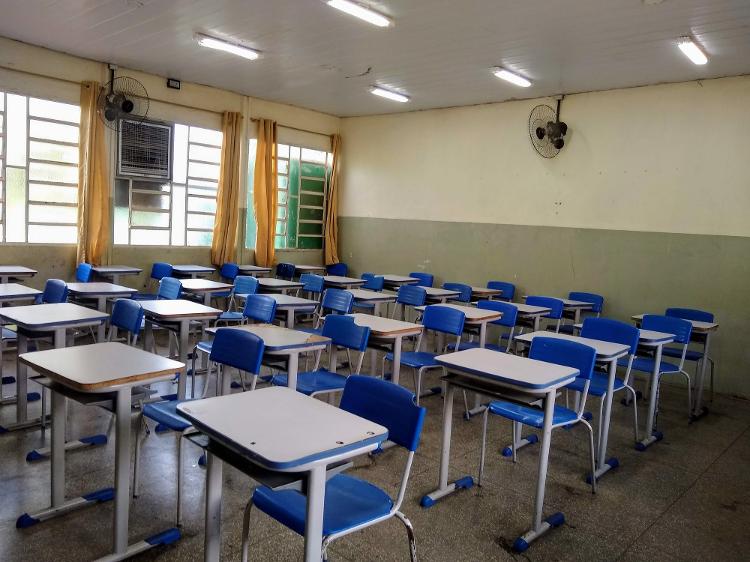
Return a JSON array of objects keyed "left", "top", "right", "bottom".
[{"left": 250, "top": 117, "right": 332, "bottom": 138}]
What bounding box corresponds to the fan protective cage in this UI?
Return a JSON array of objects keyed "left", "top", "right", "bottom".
[{"left": 528, "top": 104, "right": 560, "bottom": 159}]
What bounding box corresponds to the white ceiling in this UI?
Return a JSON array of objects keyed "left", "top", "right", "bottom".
[{"left": 1, "top": 0, "right": 749, "bottom": 117}]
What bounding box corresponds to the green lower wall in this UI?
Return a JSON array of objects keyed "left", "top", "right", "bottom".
[{"left": 339, "top": 216, "right": 750, "bottom": 399}]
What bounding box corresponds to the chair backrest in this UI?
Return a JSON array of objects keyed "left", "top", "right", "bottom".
[
  {"left": 276, "top": 262, "right": 295, "bottom": 280},
  {"left": 219, "top": 262, "right": 240, "bottom": 282},
  {"left": 487, "top": 280, "right": 515, "bottom": 301},
  {"left": 234, "top": 275, "right": 259, "bottom": 296},
  {"left": 243, "top": 294, "right": 277, "bottom": 323},
  {"left": 326, "top": 262, "right": 348, "bottom": 276},
  {"left": 442, "top": 282, "right": 472, "bottom": 303},
  {"left": 476, "top": 300, "right": 518, "bottom": 328},
  {"left": 321, "top": 288, "right": 354, "bottom": 315},
  {"left": 209, "top": 328, "right": 265, "bottom": 375},
  {"left": 150, "top": 262, "right": 173, "bottom": 281},
  {"left": 396, "top": 284, "right": 426, "bottom": 307},
  {"left": 300, "top": 273, "right": 324, "bottom": 294},
  {"left": 322, "top": 315, "right": 370, "bottom": 351},
  {"left": 158, "top": 277, "right": 182, "bottom": 300},
  {"left": 580, "top": 317, "right": 639, "bottom": 354},
  {"left": 529, "top": 337, "right": 596, "bottom": 381},
  {"left": 41, "top": 279, "right": 69, "bottom": 304},
  {"left": 665, "top": 307, "right": 714, "bottom": 323},
  {"left": 569, "top": 291, "right": 604, "bottom": 314},
  {"left": 110, "top": 299, "right": 144, "bottom": 337},
  {"left": 642, "top": 314, "right": 692, "bottom": 345},
  {"left": 409, "top": 272, "right": 434, "bottom": 287},
  {"left": 361, "top": 274, "right": 384, "bottom": 291},
  {"left": 340, "top": 375, "right": 426, "bottom": 452},
  {"left": 75, "top": 263, "right": 93, "bottom": 282},
  {"left": 422, "top": 305, "right": 465, "bottom": 336},
  {"left": 526, "top": 296, "right": 564, "bottom": 319}
]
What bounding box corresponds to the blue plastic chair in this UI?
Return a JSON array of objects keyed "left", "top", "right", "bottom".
[
  {"left": 566, "top": 318, "right": 640, "bottom": 443},
  {"left": 619, "top": 314, "right": 693, "bottom": 421},
  {"left": 134, "top": 262, "right": 174, "bottom": 300},
  {"left": 409, "top": 272, "right": 433, "bottom": 287},
  {"left": 523, "top": 296, "right": 564, "bottom": 333},
  {"left": 326, "top": 263, "right": 348, "bottom": 277},
  {"left": 478, "top": 337, "right": 598, "bottom": 495},
  {"left": 361, "top": 274, "right": 384, "bottom": 292},
  {"left": 442, "top": 282, "right": 472, "bottom": 303},
  {"left": 487, "top": 281, "right": 515, "bottom": 302},
  {"left": 271, "top": 315, "right": 370, "bottom": 397},
  {"left": 37, "top": 279, "right": 69, "bottom": 304},
  {"left": 221, "top": 276, "right": 261, "bottom": 322},
  {"left": 108, "top": 299, "right": 145, "bottom": 346},
  {"left": 391, "top": 285, "right": 427, "bottom": 321},
  {"left": 136, "top": 329, "right": 265, "bottom": 526},
  {"left": 242, "top": 375, "right": 426, "bottom": 562},
  {"left": 663, "top": 307, "right": 715, "bottom": 402},
  {"left": 384, "top": 305, "right": 465, "bottom": 404},
  {"left": 300, "top": 273, "right": 324, "bottom": 301},
  {"left": 302, "top": 289, "right": 354, "bottom": 336},
  {"left": 219, "top": 262, "right": 240, "bottom": 282},
  {"left": 449, "top": 301, "right": 519, "bottom": 353},
  {"left": 75, "top": 263, "right": 93, "bottom": 282},
  {"left": 158, "top": 277, "right": 182, "bottom": 300},
  {"left": 276, "top": 262, "right": 296, "bottom": 280},
  {"left": 559, "top": 292, "right": 604, "bottom": 334}
]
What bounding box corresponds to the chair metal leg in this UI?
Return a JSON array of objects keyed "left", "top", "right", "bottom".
[
  {"left": 394, "top": 510, "right": 418, "bottom": 562},
  {"left": 133, "top": 414, "right": 144, "bottom": 498},
  {"left": 462, "top": 390, "right": 470, "bottom": 419},
  {"left": 625, "top": 385, "right": 639, "bottom": 442},
  {"left": 597, "top": 397, "right": 604, "bottom": 449},
  {"left": 176, "top": 432, "right": 185, "bottom": 526},
  {"left": 241, "top": 497, "right": 255, "bottom": 562},
  {"left": 580, "top": 419, "right": 597, "bottom": 494},
  {"left": 415, "top": 368, "right": 423, "bottom": 405},
  {"left": 512, "top": 421, "right": 520, "bottom": 463},
  {"left": 478, "top": 408, "right": 489, "bottom": 486}
]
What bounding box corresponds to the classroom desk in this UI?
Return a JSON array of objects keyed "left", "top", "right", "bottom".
[
  {"left": 346, "top": 313, "right": 422, "bottom": 385},
  {"left": 237, "top": 264, "right": 272, "bottom": 277},
  {"left": 323, "top": 275, "right": 366, "bottom": 289},
  {"left": 293, "top": 264, "right": 326, "bottom": 275},
  {"left": 204, "top": 324, "right": 329, "bottom": 392},
  {"left": 470, "top": 286, "right": 502, "bottom": 300},
  {"left": 514, "top": 331, "right": 629, "bottom": 480},
  {"left": 632, "top": 314, "right": 719, "bottom": 421},
  {"left": 523, "top": 296, "right": 593, "bottom": 324},
  {"left": 17, "top": 342, "right": 184, "bottom": 561},
  {"left": 0, "top": 303, "right": 108, "bottom": 431},
  {"left": 380, "top": 274, "right": 419, "bottom": 290},
  {"left": 0, "top": 284, "right": 43, "bottom": 402},
  {"left": 139, "top": 300, "right": 221, "bottom": 399},
  {"left": 66, "top": 283, "right": 137, "bottom": 336},
  {"left": 264, "top": 294, "right": 319, "bottom": 328},
  {"left": 178, "top": 387, "right": 387, "bottom": 562},
  {"left": 0, "top": 265, "right": 37, "bottom": 284},
  {"left": 172, "top": 265, "right": 215, "bottom": 279},
  {"left": 179, "top": 279, "right": 234, "bottom": 306},
  {"left": 91, "top": 266, "right": 142, "bottom": 285},
  {"left": 258, "top": 277, "right": 304, "bottom": 294},
  {"left": 346, "top": 288, "right": 397, "bottom": 316},
  {"left": 427, "top": 348, "right": 578, "bottom": 552},
  {"left": 424, "top": 287, "right": 461, "bottom": 303}
]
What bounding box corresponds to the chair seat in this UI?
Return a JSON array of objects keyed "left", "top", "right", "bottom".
[
  {"left": 619, "top": 356, "right": 681, "bottom": 375},
  {"left": 253, "top": 474, "right": 393, "bottom": 536},
  {"left": 132, "top": 292, "right": 158, "bottom": 301},
  {"left": 487, "top": 400, "right": 578, "bottom": 428},
  {"left": 662, "top": 347, "right": 704, "bottom": 362},
  {"left": 557, "top": 324, "right": 576, "bottom": 335},
  {"left": 297, "top": 327, "right": 323, "bottom": 337},
  {"left": 2, "top": 327, "right": 17, "bottom": 340},
  {"left": 142, "top": 399, "right": 192, "bottom": 432},
  {"left": 353, "top": 301, "right": 376, "bottom": 309},
  {"left": 384, "top": 351, "right": 440, "bottom": 369},
  {"left": 446, "top": 341, "right": 505, "bottom": 353},
  {"left": 566, "top": 373, "right": 626, "bottom": 397},
  {"left": 271, "top": 370, "right": 348, "bottom": 395},
  {"left": 217, "top": 311, "right": 244, "bottom": 322},
  {"left": 196, "top": 340, "right": 212, "bottom": 354}
]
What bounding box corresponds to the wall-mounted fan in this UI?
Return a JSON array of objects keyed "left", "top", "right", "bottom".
[
  {"left": 97, "top": 65, "right": 149, "bottom": 130},
  {"left": 528, "top": 99, "right": 568, "bottom": 158}
]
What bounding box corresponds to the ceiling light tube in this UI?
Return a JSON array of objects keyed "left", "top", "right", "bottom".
[
  {"left": 327, "top": 0, "right": 392, "bottom": 27},
  {"left": 492, "top": 67, "right": 532, "bottom": 87},
  {"left": 370, "top": 86, "right": 409, "bottom": 103},
  {"left": 195, "top": 33, "right": 260, "bottom": 60},
  {"left": 678, "top": 37, "right": 708, "bottom": 65}
]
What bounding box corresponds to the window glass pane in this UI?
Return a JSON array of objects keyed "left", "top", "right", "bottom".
[
  {"left": 278, "top": 160, "right": 289, "bottom": 175},
  {"left": 131, "top": 191, "right": 170, "bottom": 210},
  {"left": 29, "top": 204, "right": 77, "bottom": 224},
  {"left": 278, "top": 191, "right": 288, "bottom": 205},
  {"left": 132, "top": 180, "right": 170, "bottom": 192},
  {"left": 301, "top": 178, "right": 325, "bottom": 193},
  {"left": 171, "top": 184, "right": 186, "bottom": 245},
  {"left": 172, "top": 124, "right": 188, "bottom": 184},
  {"left": 114, "top": 205, "right": 128, "bottom": 244},
  {"left": 301, "top": 161, "right": 326, "bottom": 178},
  {"left": 274, "top": 235, "right": 286, "bottom": 249},
  {"left": 131, "top": 210, "right": 170, "bottom": 227},
  {"left": 114, "top": 178, "right": 130, "bottom": 208},
  {"left": 298, "top": 236, "right": 323, "bottom": 250},
  {"left": 299, "top": 222, "right": 322, "bottom": 235},
  {"left": 189, "top": 144, "right": 221, "bottom": 163},
  {"left": 30, "top": 140, "right": 78, "bottom": 164},
  {"left": 277, "top": 175, "right": 288, "bottom": 189},
  {"left": 131, "top": 228, "right": 170, "bottom": 245},
  {"left": 189, "top": 127, "right": 222, "bottom": 146},
  {"left": 6, "top": 167, "right": 26, "bottom": 242},
  {"left": 301, "top": 148, "right": 327, "bottom": 164},
  {"left": 7, "top": 95, "right": 27, "bottom": 166},
  {"left": 277, "top": 144, "right": 289, "bottom": 159},
  {"left": 29, "top": 119, "right": 78, "bottom": 143},
  {"left": 29, "top": 184, "right": 77, "bottom": 204},
  {"left": 0, "top": 93, "right": 4, "bottom": 110},
  {"left": 187, "top": 213, "right": 215, "bottom": 229},
  {"left": 28, "top": 98, "right": 80, "bottom": 123},
  {"left": 290, "top": 146, "right": 300, "bottom": 160},
  {"left": 29, "top": 161, "right": 78, "bottom": 184},
  {"left": 300, "top": 207, "right": 323, "bottom": 221},
  {"left": 300, "top": 193, "right": 324, "bottom": 207},
  {"left": 28, "top": 224, "right": 76, "bottom": 244},
  {"left": 188, "top": 161, "right": 220, "bottom": 180},
  {"left": 186, "top": 230, "right": 212, "bottom": 246},
  {"left": 277, "top": 206, "right": 287, "bottom": 219},
  {"left": 187, "top": 197, "right": 216, "bottom": 213}
]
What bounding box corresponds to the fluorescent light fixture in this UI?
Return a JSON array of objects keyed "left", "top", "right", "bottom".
[
  {"left": 492, "top": 67, "right": 532, "bottom": 88},
  {"left": 678, "top": 37, "right": 708, "bottom": 65},
  {"left": 196, "top": 33, "right": 259, "bottom": 60},
  {"left": 370, "top": 86, "right": 409, "bottom": 103},
  {"left": 327, "top": 0, "right": 392, "bottom": 27}
]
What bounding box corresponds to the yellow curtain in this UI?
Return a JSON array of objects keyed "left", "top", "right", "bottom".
[
  {"left": 252, "top": 119, "right": 278, "bottom": 267},
  {"left": 76, "top": 81, "right": 110, "bottom": 266},
  {"left": 210, "top": 111, "right": 243, "bottom": 266},
  {"left": 324, "top": 133, "right": 341, "bottom": 265}
]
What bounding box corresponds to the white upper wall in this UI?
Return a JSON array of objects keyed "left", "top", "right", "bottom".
[{"left": 340, "top": 75, "right": 750, "bottom": 238}]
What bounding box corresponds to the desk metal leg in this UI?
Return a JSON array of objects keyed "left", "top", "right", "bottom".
[
  {"left": 421, "top": 384, "right": 474, "bottom": 507},
  {"left": 304, "top": 465, "right": 326, "bottom": 562},
  {"left": 97, "top": 298, "right": 107, "bottom": 341},
  {"left": 204, "top": 452, "right": 223, "bottom": 562},
  {"left": 287, "top": 352, "right": 299, "bottom": 391},
  {"left": 178, "top": 320, "right": 189, "bottom": 400},
  {"left": 286, "top": 309, "right": 295, "bottom": 329},
  {"left": 691, "top": 333, "right": 712, "bottom": 421},
  {"left": 513, "top": 390, "right": 564, "bottom": 552},
  {"left": 467, "top": 322, "right": 490, "bottom": 418},
  {"left": 391, "top": 336, "right": 404, "bottom": 385},
  {"left": 637, "top": 344, "right": 664, "bottom": 450},
  {"left": 592, "top": 359, "right": 620, "bottom": 480}
]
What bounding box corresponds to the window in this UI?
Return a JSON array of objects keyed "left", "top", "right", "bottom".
[
  {"left": 246, "top": 142, "right": 330, "bottom": 250},
  {"left": 0, "top": 92, "right": 80, "bottom": 243},
  {"left": 114, "top": 124, "right": 222, "bottom": 246}
]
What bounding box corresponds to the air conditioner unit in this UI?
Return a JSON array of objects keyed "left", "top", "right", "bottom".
[{"left": 117, "top": 119, "right": 173, "bottom": 180}]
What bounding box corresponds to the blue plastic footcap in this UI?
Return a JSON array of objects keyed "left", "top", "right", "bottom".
[
  {"left": 501, "top": 446, "right": 513, "bottom": 457},
  {"left": 383, "top": 372, "right": 393, "bottom": 382},
  {"left": 527, "top": 434, "right": 539, "bottom": 445},
  {"left": 155, "top": 423, "right": 170, "bottom": 434},
  {"left": 80, "top": 434, "right": 107, "bottom": 446},
  {"left": 606, "top": 457, "right": 620, "bottom": 469},
  {"left": 83, "top": 487, "right": 115, "bottom": 502},
  {"left": 635, "top": 442, "right": 647, "bottom": 452},
  {"left": 654, "top": 431, "right": 664, "bottom": 441},
  {"left": 455, "top": 476, "right": 474, "bottom": 490},
  {"left": 16, "top": 513, "right": 40, "bottom": 528},
  {"left": 27, "top": 392, "right": 41, "bottom": 403},
  {"left": 198, "top": 453, "right": 207, "bottom": 466},
  {"left": 582, "top": 411, "right": 593, "bottom": 422},
  {"left": 1, "top": 375, "right": 16, "bottom": 384},
  {"left": 546, "top": 511, "right": 565, "bottom": 527},
  {"left": 146, "top": 527, "right": 181, "bottom": 546},
  {"left": 420, "top": 495, "right": 435, "bottom": 508},
  {"left": 230, "top": 381, "right": 243, "bottom": 389},
  {"left": 512, "top": 537, "right": 530, "bottom": 553},
  {"left": 160, "top": 393, "right": 178, "bottom": 402},
  {"left": 26, "top": 450, "right": 45, "bottom": 462},
  {"left": 0, "top": 426, "right": 7, "bottom": 434}
]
